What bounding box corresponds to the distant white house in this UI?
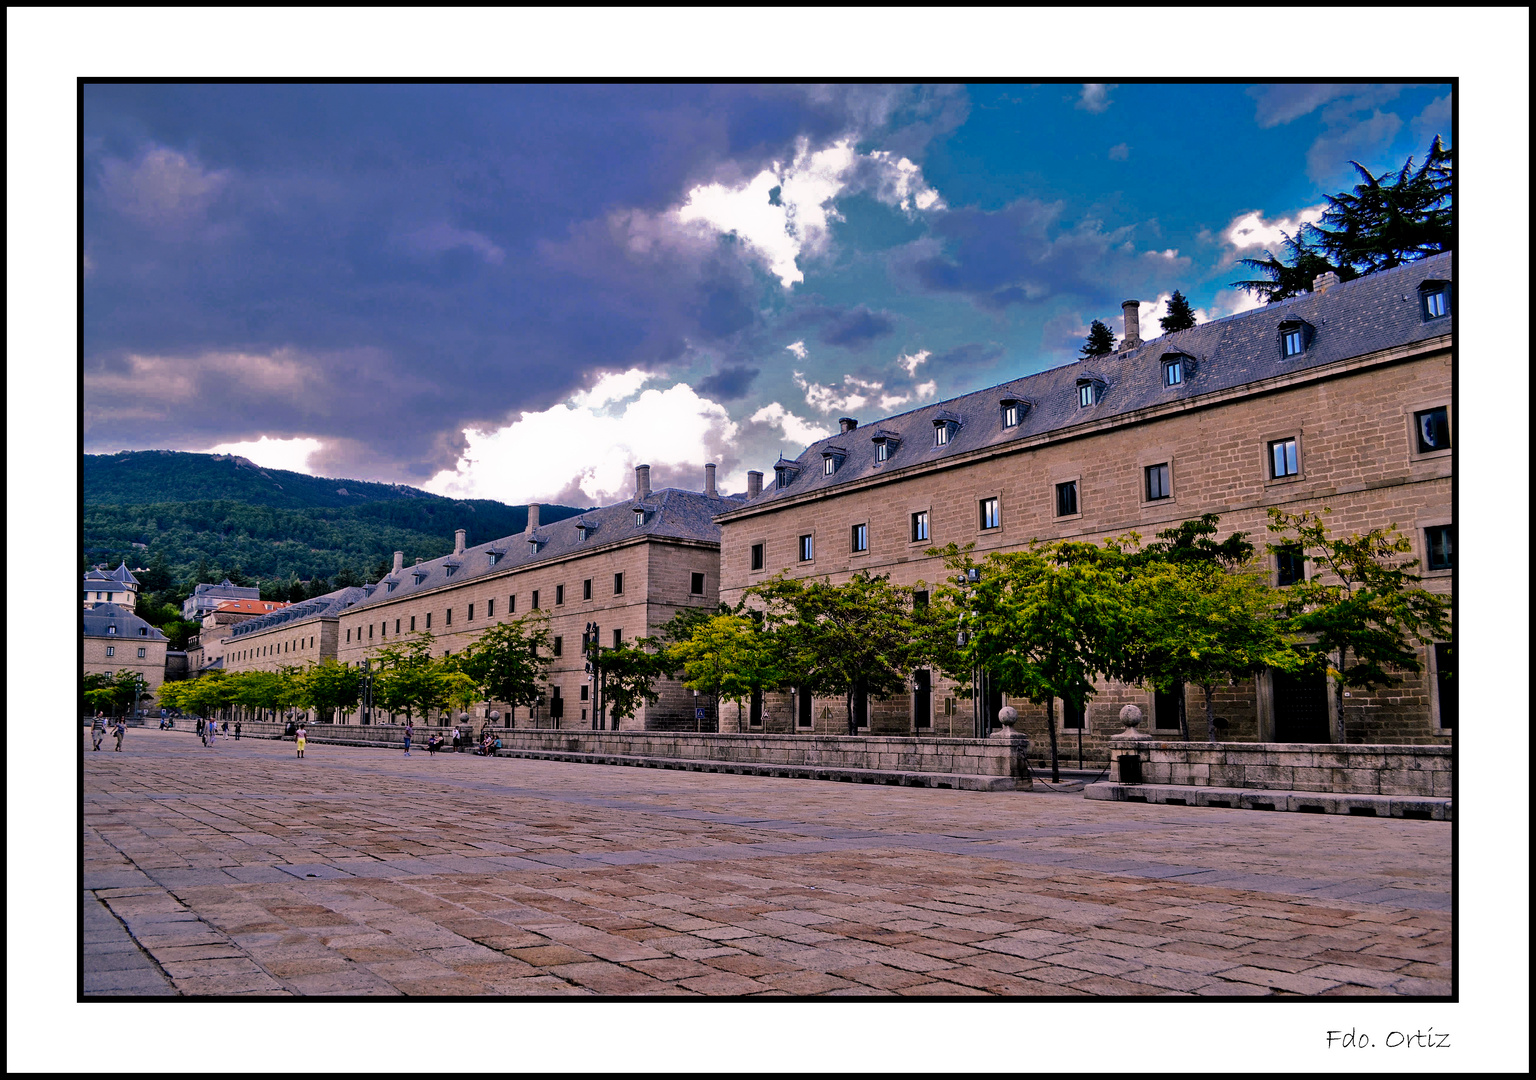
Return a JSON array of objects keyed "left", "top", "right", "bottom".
[{"left": 83, "top": 562, "right": 140, "bottom": 610}]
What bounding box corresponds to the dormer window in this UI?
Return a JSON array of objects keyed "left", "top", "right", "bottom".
[
  {"left": 575, "top": 523, "right": 590, "bottom": 541},
  {"left": 821, "top": 447, "right": 846, "bottom": 476},
  {"left": 932, "top": 412, "right": 961, "bottom": 447},
  {"left": 444, "top": 564, "right": 458, "bottom": 578},
  {"left": 1076, "top": 378, "right": 1105, "bottom": 408},
  {"left": 107, "top": 625, "right": 116, "bottom": 635},
  {"left": 1278, "top": 318, "right": 1313, "bottom": 358},
  {"left": 1000, "top": 398, "right": 1028, "bottom": 428},
  {"left": 774, "top": 459, "right": 801, "bottom": 490},
  {"left": 529, "top": 537, "right": 543, "bottom": 553},
  {"left": 1162, "top": 353, "right": 1192, "bottom": 386},
  {"left": 488, "top": 549, "right": 504, "bottom": 566},
  {"left": 634, "top": 509, "right": 646, "bottom": 526},
  {"left": 412, "top": 569, "right": 428, "bottom": 584},
  {"left": 870, "top": 430, "right": 901, "bottom": 463},
  {"left": 1419, "top": 280, "right": 1451, "bottom": 320}
]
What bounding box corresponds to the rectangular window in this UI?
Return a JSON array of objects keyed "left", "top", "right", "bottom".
[
  {"left": 426, "top": 613, "right": 432, "bottom": 629},
  {"left": 851, "top": 523, "right": 868, "bottom": 553},
  {"left": 1415, "top": 406, "right": 1451, "bottom": 453},
  {"left": 876, "top": 441, "right": 890, "bottom": 462},
  {"left": 935, "top": 423, "right": 950, "bottom": 446},
  {"left": 750, "top": 544, "right": 764, "bottom": 571},
  {"left": 690, "top": 572, "right": 705, "bottom": 596},
  {"left": 798, "top": 534, "right": 813, "bottom": 562},
  {"left": 797, "top": 687, "right": 813, "bottom": 728},
  {"left": 1270, "top": 437, "right": 1299, "bottom": 478},
  {"left": 347, "top": 629, "right": 351, "bottom": 642},
  {"left": 1434, "top": 643, "right": 1454, "bottom": 729},
  {"left": 531, "top": 590, "right": 540, "bottom": 609},
  {"left": 580, "top": 684, "right": 589, "bottom": 701},
  {"left": 911, "top": 511, "right": 929, "bottom": 543},
  {"left": 395, "top": 619, "right": 401, "bottom": 633},
  {"left": 410, "top": 616, "right": 416, "bottom": 631},
  {"left": 1153, "top": 688, "right": 1182, "bottom": 730},
  {"left": 980, "top": 497, "right": 1000, "bottom": 530},
  {"left": 1426, "top": 525, "right": 1453, "bottom": 571},
  {"left": 1164, "top": 359, "right": 1183, "bottom": 386},
  {"left": 613, "top": 573, "right": 623, "bottom": 595},
  {"left": 1055, "top": 481, "right": 1078, "bottom": 517},
  {"left": 136, "top": 647, "right": 145, "bottom": 658},
  {"left": 1423, "top": 287, "right": 1449, "bottom": 319},
  {"left": 555, "top": 584, "right": 564, "bottom": 606},
  {"left": 583, "top": 579, "right": 592, "bottom": 601},
  {"left": 368, "top": 624, "right": 373, "bottom": 639},
  {"left": 553, "top": 636, "right": 562, "bottom": 657},
  {"left": 1078, "top": 383, "right": 1094, "bottom": 407},
  {"left": 1062, "top": 701, "right": 1086, "bottom": 729},
  {"left": 823, "top": 456, "right": 835, "bottom": 476},
  {"left": 468, "top": 603, "right": 475, "bottom": 620},
  {"left": 750, "top": 687, "right": 764, "bottom": 727},
  {"left": 913, "top": 669, "right": 931, "bottom": 729},
  {"left": 445, "top": 609, "right": 451, "bottom": 626},
  {"left": 913, "top": 590, "right": 928, "bottom": 609},
  {"left": 1145, "top": 463, "right": 1171, "bottom": 500},
  {"left": 1276, "top": 545, "right": 1306, "bottom": 587},
  {"left": 509, "top": 595, "right": 516, "bottom": 613},
  {"left": 613, "top": 629, "right": 622, "bottom": 649},
  {"left": 1282, "top": 328, "right": 1303, "bottom": 356},
  {"left": 1002, "top": 402, "right": 1019, "bottom": 428}
]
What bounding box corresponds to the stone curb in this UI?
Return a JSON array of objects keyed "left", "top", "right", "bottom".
[{"left": 1084, "top": 782, "right": 1451, "bottom": 820}]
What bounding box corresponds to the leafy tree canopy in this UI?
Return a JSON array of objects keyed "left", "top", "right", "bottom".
[
  {"left": 1080, "top": 319, "right": 1117, "bottom": 358},
  {"left": 1159, "top": 290, "right": 1198, "bottom": 333}
]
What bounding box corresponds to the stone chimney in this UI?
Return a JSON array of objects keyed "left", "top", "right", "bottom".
[
  {"left": 392, "top": 551, "right": 404, "bottom": 574},
  {"left": 704, "top": 462, "right": 717, "bottom": 496},
  {"left": 839, "top": 417, "right": 858, "bottom": 433},
  {"left": 454, "top": 529, "right": 466, "bottom": 556},
  {"left": 747, "top": 470, "right": 763, "bottom": 498},
  {"left": 635, "top": 463, "right": 651, "bottom": 499},
  {"left": 525, "top": 503, "right": 540, "bottom": 532},
  {"left": 1120, "top": 300, "right": 1141, "bottom": 350},
  {"left": 1312, "top": 270, "right": 1339, "bottom": 295}
]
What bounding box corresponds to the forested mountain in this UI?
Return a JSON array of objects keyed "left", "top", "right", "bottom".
[{"left": 83, "top": 451, "right": 587, "bottom": 600}]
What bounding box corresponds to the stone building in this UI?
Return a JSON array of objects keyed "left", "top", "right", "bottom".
[
  {"left": 182, "top": 578, "right": 260, "bottom": 620},
  {"left": 335, "top": 466, "right": 740, "bottom": 730},
  {"left": 83, "top": 562, "right": 139, "bottom": 609},
  {"left": 715, "top": 254, "right": 1454, "bottom": 750},
  {"left": 187, "top": 597, "right": 292, "bottom": 671},
  {"left": 221, "top": 587, "right": 367, "bottom": 676},
  {"left": 83, "top": 602, "right": 168, "bottom": 697}
]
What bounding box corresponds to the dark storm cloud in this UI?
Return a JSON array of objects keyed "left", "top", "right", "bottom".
[
  {"left": 695, "top": 365, "right": 760, "bottom": 400},
  {"left": 789, "top": 303, "right": 897, "bottom": 348},
  {"left": 83, "top": 84, "right": 937, "bottom": 481},
  {"left": 928, "top": 342, "right": 1006, "bottom": 371}
]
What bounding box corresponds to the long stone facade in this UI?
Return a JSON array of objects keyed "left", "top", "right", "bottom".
[{"left": 715, "top": 256, "right": 1454, "bottom": 750}]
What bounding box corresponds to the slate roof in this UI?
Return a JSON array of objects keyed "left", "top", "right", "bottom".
[
  {"left": 84, "top": 562, "right": 138, "bottom": 587},
  {"left": 83, "top": 602, "right": 165, "bottom": 640},
  {"left": 730, "top": 253, "right": 1453, "bottom": 513},
  {"left": 226, "top": 586, "right": 369, "bottom": 639},
  {"left": 346, "top": 487, "right": 744, "bottom": 613}
]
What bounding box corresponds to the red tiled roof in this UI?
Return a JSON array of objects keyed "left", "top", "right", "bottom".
[{"left": 213, "top": 598, "right": 291, "bottom": 614}]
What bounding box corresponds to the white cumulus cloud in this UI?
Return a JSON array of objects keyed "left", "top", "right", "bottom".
[
  {"left": 785, "top": 340, "right": 808, "bottom": 360},
  {"left": 749, "top": 402, "right": 832, "bottom": 446},
  {"left": 203, "top": 436, "right": 324, "bottom": 475},
  {"left": 1133, "top": 293, "right": 1212, "bottom": 343},
  {"left": 98, "top": 145, "right": 229, "bottom": 226},
  {"left": 1222, "top": 206, "right": 1327, "bottom": 252},
  {"left": 426, "top": 376, "right": 738, "bottom": 505},
  {"left": 793, "top": 371, "right": 889, "bottom": 415},
  {"left": 896, "top": 349, "right": 930, "bottom": 377},
  {"left": 1077, "top": 84, "right": 1116, "bottom": 113}
]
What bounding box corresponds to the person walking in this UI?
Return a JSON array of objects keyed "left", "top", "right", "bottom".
[
  {"left": 206, "top": 720, "right": 216, "bottom": 748},
  {"left": 91, "top": 716, "right": 106, "bottom": 751},
  {"left": 113, "top": 719, "right": 126, "bottom": 752},
  {"left": 403, "top": 721, "right": 413, "bottom": 757},
  {"left": 235, "top": 721, "right": 242, "bottom": 740},
  {"left": 296, "top": 724, "right": 306, "bottom": 759}
]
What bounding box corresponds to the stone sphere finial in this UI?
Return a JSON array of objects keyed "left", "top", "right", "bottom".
[
  {"left": 1118, "top": 704, "right": 1143, "bottom": 729},
  {"left": 997, "top": 706, "right": 1019, "bottom": 729}
]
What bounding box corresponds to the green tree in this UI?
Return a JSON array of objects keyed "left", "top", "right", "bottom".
[
  {"left": 748, "top": 572, "right": 919, "bottom": 735},
  {"left": 371, "top": 633, "right": 446, "bottom": 724},
  {"left": 935, "top": 540, "right": 1137, "bottom": 782},
  {"left": 293, "top": 659, "right": 360, "bottom": 724},
  {"left": 1231, "top": 229, "right": 1356, "bottom": 304},
  {"left": 668, "top": 612, "right": 783, "bottom": 730},
  {"left": 1312, "top": 135, "right": 1452, "bottom": 274},
  {"left": 1267, "top": 508, "right": 1451, "bottom": 743},
  {"left": 1080, "top": 319, "right": 1117, "bottom": 358},
  {"left": 1159, "top": 290, "right": 1198, "bottom": 333},
  {"left": 594, "top": 642, "right": 673, "bottom": 729},
  {"left": 454, "top": 615, "right": 552, "bottom": 715}
]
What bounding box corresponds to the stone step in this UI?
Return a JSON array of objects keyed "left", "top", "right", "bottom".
[{"left": 1084, "top": 782, "right": 1451, "bottom": 820}]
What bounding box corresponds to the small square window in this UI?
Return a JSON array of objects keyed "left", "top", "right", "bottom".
[
  {"left": 851, "top": 523, "right": 869, "bottom": 553},
  {"left": 1055, "top": 481, "right": 1078, "bottom": 517},
  {"left": 1425, "top": 525, "right": 1453, "bottom": 571},
  {"left": 1270, "top": 437, "right": 1299, "bottom": 478},
  {"left": 1282, "top": 328, "right": 1304, "bottom": 357},
  {"left": 750, "top": 543, "right": 765, "bottom": 571},
  {"left": 690, "top": 572, "right": 706, "bottom": 595},
  {"left": 1078, "top": 383, "right": 1095, "bottom": 408},
  {"left": 1276, "top": 545, "right": 1306, "bottom": 586},
  {"left": 1145, "top": 463, "right": 1170, "bottom": 501},
  {"left": 555, "top": 584, "right": 564, "bottom": 605},
  {"left": 1414, "top": 406, "right": 1451, "bottom": 453},
  {"left": 911, "top": 511, "right": 929, "bottom": 543},
  {"left": 1164, "top": 359, "right": 1183, "bottom": 386},
  {"left": 583, "top": 578, "right": 592, "bottom": 600},
  {"left": 553, "top": 636, "right": 563, "bottom": 657},
  {"left": 799, "top": 534, "right": 814, "bottom": 562},
  {"left": 613, "top": 573, "right": 623, "bottom": 595},
  {"left": 980, "top": 498, "right": 1000, "bottom": 530}
]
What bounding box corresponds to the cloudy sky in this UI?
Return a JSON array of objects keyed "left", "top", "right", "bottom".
[{"left": 83, "top": 81, "right": 1452, "bottom": 506}]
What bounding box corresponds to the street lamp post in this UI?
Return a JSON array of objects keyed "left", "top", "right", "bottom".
[
  {"left": 361, "top": 659, "right": 372, "bottom": 726},
  {"left": 584, "top": 622, "right": 600, "bottom": 730}
]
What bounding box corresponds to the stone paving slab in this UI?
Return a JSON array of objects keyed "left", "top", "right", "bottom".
[{"left": 80, "top": 727, "right": 1452, "bottom": 998}]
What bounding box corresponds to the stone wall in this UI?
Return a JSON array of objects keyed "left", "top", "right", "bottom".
[{"left": 1127, "top": 741, "right": 1450, "bottom": 797}]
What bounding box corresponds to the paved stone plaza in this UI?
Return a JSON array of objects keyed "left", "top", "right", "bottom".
[{"left": 83, "top": 728, "right": 1451, "bottom": 997}]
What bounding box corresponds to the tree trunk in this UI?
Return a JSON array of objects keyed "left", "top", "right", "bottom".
[
  {"left": 1177, "top": 680, "right": 1189, "bottom": 741},
  {"left": 1203, "top": 682, "right": 1217, "bottom": 745},
  {"left": 1046, "top": 698, "right": 1061, "bottom": 783},
  {"left": 1333, "top": 648, "right": 1347, "bottom": 744}
]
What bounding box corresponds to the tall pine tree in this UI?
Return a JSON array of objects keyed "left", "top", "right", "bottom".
[
  {"left": 1080, "top": 319, "right": 1117, "bottom": 357},
  {"left": 1159, "top": 290, "right": 1198, "bottom": 332}
]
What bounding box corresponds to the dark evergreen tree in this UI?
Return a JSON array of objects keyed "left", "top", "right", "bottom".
[
  {"left": 1230, "top": 230, "right": 1356, "bottom": 305},
  {"left": 1080, "top": 319, "right": 1117, "bottom": 358},
  {"left": 1159, "top": 290, "right": 1198, "bottom": 332}
]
